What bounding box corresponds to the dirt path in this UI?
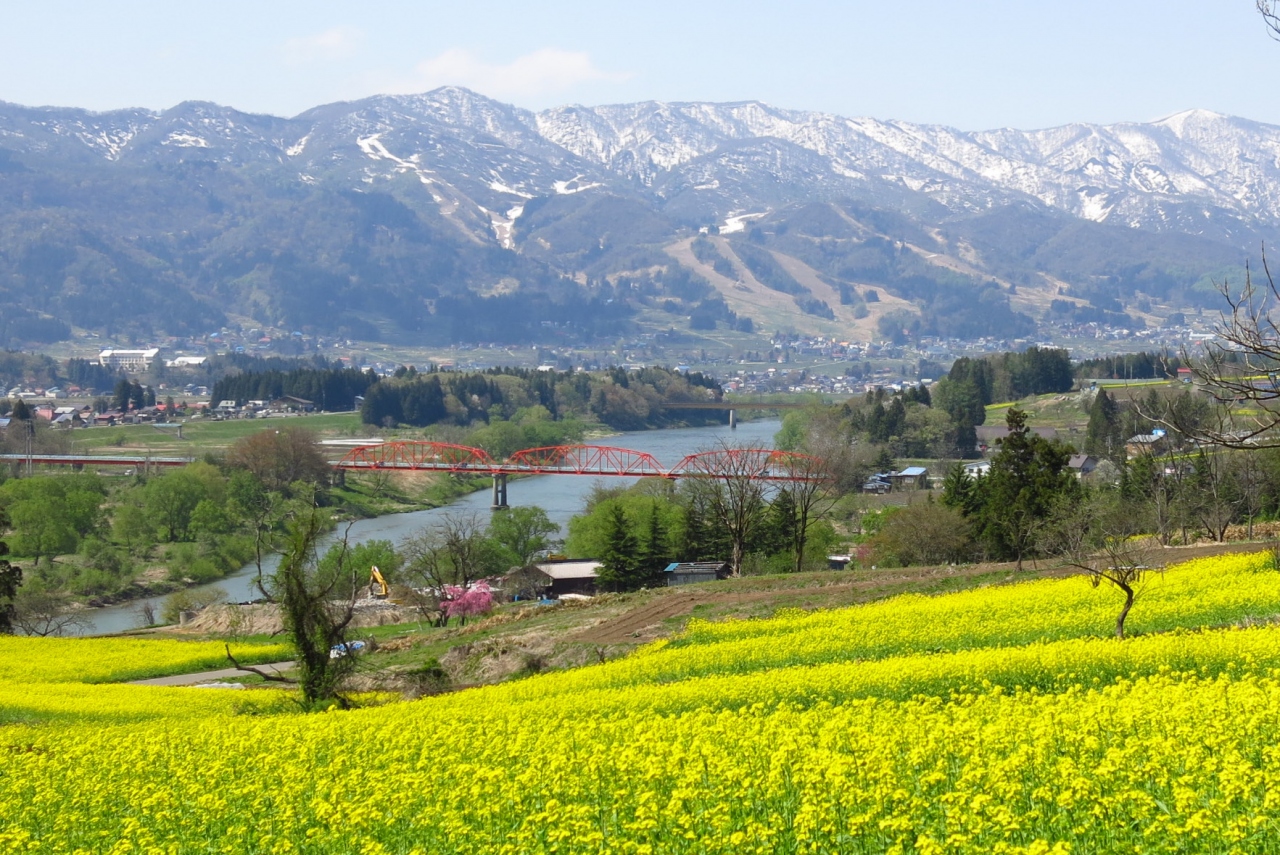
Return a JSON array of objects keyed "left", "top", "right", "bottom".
[{"left": 128, "top": 661, "right": 295, "bottom": 686}]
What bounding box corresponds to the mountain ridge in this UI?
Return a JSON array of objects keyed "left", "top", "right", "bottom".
[{"left": 0, "top": 87, "right": 1274, "bottom": 346}]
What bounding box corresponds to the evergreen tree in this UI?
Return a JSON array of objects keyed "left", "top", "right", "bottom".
[
  {"left": 971, "top": 408, "right": 1079, "bottom": 570},
  {"left": 952, "top": 415, "right": 979, "bottom": 459},
  {"left": 762, "top": 490, "right": 798, "bottom": 559},
  {"left": 635, "top": 501, "right": 670, "bottom": 587},
  {"left": 940, "top": 463, "right": 978, "bottom": 515},
  {"left": 596, "top": 504, "right": 641, "bottom": 592},
  {"left": 9, "top": 398, "right": 30, "bottom": 421},
  {"left": 112, "top": 378, "right": 131, "bottom": 411},
  {"left": 1084, "top": 388, "right": 1123, "bottom": 462}
]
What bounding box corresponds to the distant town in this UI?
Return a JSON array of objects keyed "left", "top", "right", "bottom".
[{"left": 6, "top": 309, "right": 1214, "bottom": 409}]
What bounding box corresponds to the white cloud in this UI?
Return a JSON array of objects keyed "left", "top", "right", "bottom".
[
  {"left": 388, "top": 48, "right": 630, "bottom": 100},
  {"left": 282, "top": 27, "right": 364, "bottom": 65}
]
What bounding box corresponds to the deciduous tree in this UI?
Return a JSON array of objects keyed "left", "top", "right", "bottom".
[
  {"left": 228, "top": 426, "right": 330, "bottom": 494},
  {"left": 488, "top": 506, "right": 560, "bottom": 568},
  {"left": 401, "top": 513, "right": 506, "bottom": 626},
  {"left": 233, "top": 509, "right": 360, "bottom": 708},
  {"left": 687, "top": 442, "right": 770, "bottom": 576},
  {"left": 1040, "top": 489, "right": 1159, "bottom": 639},
  {"left": 12, "top": 587, "right": 89, "bottom": 637},
  {"left": 0, "top": 534, "right": 19, "bottom": 634}
]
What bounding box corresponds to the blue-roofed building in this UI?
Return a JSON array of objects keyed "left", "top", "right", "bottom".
[
  {"left": 890, "top": 466, "right": 929, "bottom": 489},
  {"left": 663, "top": 562, "right": 729, "bottom": 586}
]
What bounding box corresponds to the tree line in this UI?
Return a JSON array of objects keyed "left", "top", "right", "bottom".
[
  {"left": 211, "top": 366, "right": 378, "bottom": 410},
  {"left": 360, "top": 365, "right": 725, "bottom": 432}
]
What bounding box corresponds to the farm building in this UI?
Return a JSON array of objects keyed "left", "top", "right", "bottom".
[
  {"left": 532, "top": 560, "right": 600, "bottom": 597},
  {"left": 1068, "top": 454, "right": 1099, "bottom": 478},
  {"left": 663, "top": 562, "right": 730, "bottom": 586},
  {"left": 890, "top": 466, "right": 929, "bottom": 489}
]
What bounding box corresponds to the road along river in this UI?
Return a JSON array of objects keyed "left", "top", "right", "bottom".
[{"left": 78, "top": 418, "right": 782, "bottom": 635}]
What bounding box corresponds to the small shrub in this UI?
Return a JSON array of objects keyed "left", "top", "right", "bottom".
[
  {"left": 161, "top": 586, "right": 228, "bottom": 625},
  {"left": 405, "top": 658, "right": 451, "bottom": 697}
]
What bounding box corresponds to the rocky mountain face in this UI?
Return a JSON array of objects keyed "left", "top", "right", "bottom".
[{"left": 0, "top": 86, "right": 1275, "bottom": 345}]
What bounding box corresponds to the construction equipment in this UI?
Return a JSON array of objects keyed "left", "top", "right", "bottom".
[{"left": 369, "top": 566, "right": 390, "bottom": 599}]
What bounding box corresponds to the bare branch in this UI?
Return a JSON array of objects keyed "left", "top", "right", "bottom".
[
  {"left": 1262, "top": 1, "right": 1280, "bottom": 40},
  {"left": 1147, "top": 255, "right": 1280, "bottom": 448},
  {"left": 224, "top": 644, "right": 294, "bottom": 684}
]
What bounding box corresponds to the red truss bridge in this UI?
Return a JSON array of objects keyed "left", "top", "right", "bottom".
[
  {"left": 334, "top": 441, "right": 825, "bottom": 481},
  {"left": 0, "top": 443, "right": 828, "bottom": 509}
]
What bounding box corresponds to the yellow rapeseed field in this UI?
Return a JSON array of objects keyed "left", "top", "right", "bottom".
[
  {"left": 4, "top": 551, "right": 1280, "bottom": 853},
  {"left": 0, "top": 636, "right": 292, "bottom": 684}
]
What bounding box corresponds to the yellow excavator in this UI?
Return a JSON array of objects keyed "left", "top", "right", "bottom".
[{"left": 368, "top": 566, "right": 390, "bottom": 600}]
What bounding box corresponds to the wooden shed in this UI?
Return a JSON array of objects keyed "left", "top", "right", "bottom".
[
  {"left": 533, "top": 560, "right": 600, "bottom": 597},
  {"left": 663, "top": 562, "right": 730, "bottom": 586}
]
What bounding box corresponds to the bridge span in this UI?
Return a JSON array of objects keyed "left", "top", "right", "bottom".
[
  {"left": 336, "top": 442, "right": 828, "bottom": 508},
  {"left": 1, "top": 441, "right": 827, "bottom": 510}
]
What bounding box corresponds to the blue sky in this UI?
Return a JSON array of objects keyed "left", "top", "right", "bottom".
[{"left": 2, "top": 1, "right": 1275, "bottom": 129}]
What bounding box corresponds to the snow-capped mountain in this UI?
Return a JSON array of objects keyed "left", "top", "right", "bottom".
[
  {"left": 534, "top": 100, "right": 1280, "bottom": 237},
  {"left": 0, "top": 86, "right": 1276, "bottom": 344},
  {"left": 4, "top": 88, "right": 1279, "bottom": 235}
]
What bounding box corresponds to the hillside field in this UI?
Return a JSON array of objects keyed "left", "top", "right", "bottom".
[
  {"left": 7, "top": 551, "right": 1280, "bottom": 851},
  {"left": 7, "top": 550, "right": 1280, "bottom": 849}
]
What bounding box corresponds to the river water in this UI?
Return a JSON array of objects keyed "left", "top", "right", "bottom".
[{"left": 78, "top": 418, "right": 782, "bottom": 635}]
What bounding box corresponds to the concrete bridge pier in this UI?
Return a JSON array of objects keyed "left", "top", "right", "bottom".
[
  {"left": 491, "top": 473, "right": 508, "bottom": 509},
  {"left": 728, "top": 408, "right": 737, "bottom": 430}
]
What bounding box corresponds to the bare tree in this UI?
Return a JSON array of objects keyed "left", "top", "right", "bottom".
[
  {"left": 1187, "top": 450, "right": 1242, "bottom": 542},
  {"left": 133, "top": 600, "right": 156, "bottom": 629},
  {"left": 1233, "top": 450, "right": 1267, "bottom": 539},
  {"left": 1262, "top": 1, "right": 1280, "bottom": 39},
  {"left": 777, "top": 408, "right": 864, "bottom": 573},
  {"left": 681, "top": 442, "right": 771, "bottom": 576},
  {"left": 1041, "top": 491, "right": 1161, "bottom": 639},
  {"left": 1157, "top": 259, "right": 1280, "bottom": 447},
  {"left": 228, "top": 508, "right": 362, "bottom": 708},
  {"left": 12, "top": 589, "right": 91, "bottom": 637},
  {"left": 400, "top": 513, "right": 505, "bottom": 626}
]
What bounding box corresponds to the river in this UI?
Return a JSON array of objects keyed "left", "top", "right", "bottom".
[{"left": 78, "top": 418, "right": 782, "bottom": 635}]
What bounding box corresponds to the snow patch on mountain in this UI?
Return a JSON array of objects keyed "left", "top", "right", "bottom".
[
  {"left": 164, "top": 132, "right": 208, "bottom": 148},
  {"left": 553, "top": 176, "right": 602, "bottom": 194},
  {"left": 10, "top": 87, "right": 1280, "bottom": 242},
  {"left": 488, "top": 179, "right": 532, "bottom": 198},
  {"left": 721, "top": 212, "right": 767, "bottom": 234}
]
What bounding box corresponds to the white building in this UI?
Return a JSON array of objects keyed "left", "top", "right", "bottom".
[
  {"left": 166, "top": 355, "right": 207, "bottom": 368},
  {"left": 98, "top": 348, "right": 160, "bottom": 371}
]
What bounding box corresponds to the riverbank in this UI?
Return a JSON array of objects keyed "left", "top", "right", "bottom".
[{"left": 72, "top": 419, "right": 785, "bottom": 635}]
